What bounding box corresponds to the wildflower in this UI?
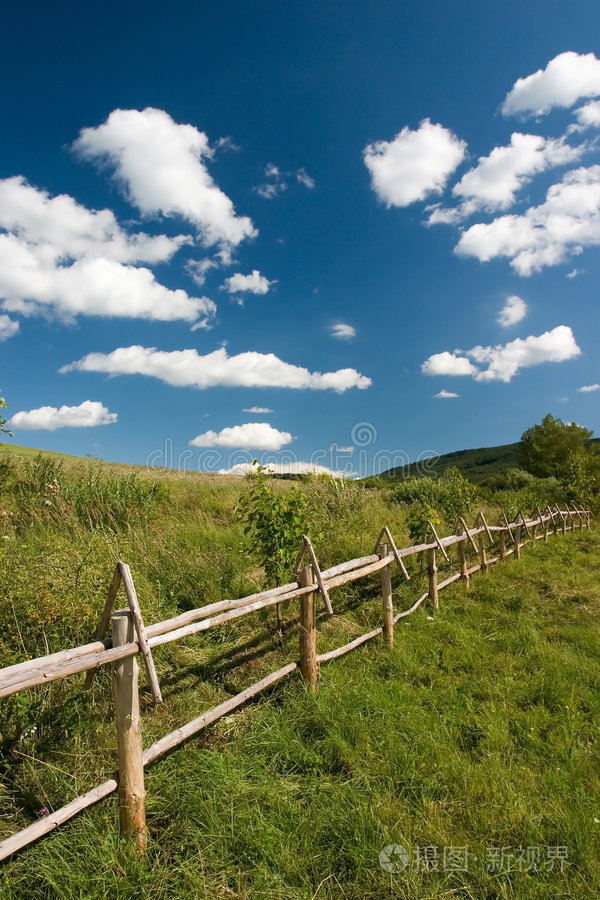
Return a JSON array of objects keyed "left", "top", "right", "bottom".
[{"left": 38, "top": 807, "right": 49, "bottom": 816}]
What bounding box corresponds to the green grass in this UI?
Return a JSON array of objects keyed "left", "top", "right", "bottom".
[{"left": 0, "top": 527, "right": 599, "bottom": 898}]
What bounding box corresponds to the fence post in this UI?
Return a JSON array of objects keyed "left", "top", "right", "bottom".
[
  {"left": 111, "top": 609, "right": 146, "bottom": 853},
  {"left": 478, "top": 531, "right": 488, "bottom": 573},
  {"left": 457, "top": 535, "right": 469, "bottom": 588},
  {"left": 543, "top": 512, "right": 549, "bottom": 543},
  {"left": 514, "top": 521, "right": 522, "bottom": 560},
  {"left": 499, "top": 528, "right": 506, "bottom": 561},
  {"left": 299, "top": 566, "right": 318, "bottom": 691},
  {"left": 379, "top": 543, "right": 394, "bottom": 647},
  {"left": 427, "top": 547, "right": 439, "bottom": 609}
]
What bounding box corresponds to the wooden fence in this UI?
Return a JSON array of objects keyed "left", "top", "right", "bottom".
[{"left": 0, "top": 503, "right": 592, "bottom": 860}]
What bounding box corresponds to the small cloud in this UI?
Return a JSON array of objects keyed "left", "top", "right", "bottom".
[
  {"left": 255, "top": 163, "right": 315, "bottom": 198},
  {"left": 577, "top": 383, "right": 600, "bottom": 392},
  {"left": 8, "top": 400, "right": 117, "bottom": 431},
  {"left": 566, "top": 268, "right": 583, "bottom": 278},
  {"left": 331, "top": 323, "right": 356, "bottom": 340},
  {"left": 243, "top": 406, "right": 274, "bottom": 413},
  {"left": 498, "top": 295, "right": 527, "bottom": 327},
  {"left": 422, "top": 351, "right": 478, "bottom": 377},
  {"left": 363, "top": 118, "right": 466, "bottom": 207},
  {"left": 296, "top": 168, "right": 315, "bottom": 189},
  {"left": 190, "top": 422, "right": 292, "bottom": 450},
  {"left": 434, "top": 390, "right": 460, "bottom": 399},
  {"left": 0, "top": 315, "right": 19, "bottom": 340},
  {"left": 222, "top": 270, "right": 275, "bottom": 296}
]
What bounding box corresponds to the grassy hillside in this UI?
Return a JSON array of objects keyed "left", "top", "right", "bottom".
[{"left": 0, "top": 529, "right": 599, "bottom": 898}]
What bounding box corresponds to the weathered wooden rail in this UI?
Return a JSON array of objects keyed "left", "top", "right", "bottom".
[{"left": 0, "top": 504, "right": 591, "bottom": 860}]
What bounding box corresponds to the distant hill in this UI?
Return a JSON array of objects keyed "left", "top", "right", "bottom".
[
  {"left": 0, "top": 441, "right": 85, "bottom": 462},
  {"left": 380, "top": 441, "right": 521, "bottom": 483},
  {"left": 381, "top": 436, "right": 600, "bottom": 484}
]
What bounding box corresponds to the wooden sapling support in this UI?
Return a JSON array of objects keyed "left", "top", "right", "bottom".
[
  {"left": 379, "top": 542, "right": 394, "bottom": 647},
  {"left": 294, "top": 536, "right": 333, "bottom": 615},
  {"left": 498, "top": 528, "right": 506, "bottom": 561},
  {"left": 298, "top": 566, "right": 318, "bottom": 691},
  {"left": 111, "top": 610, "right": 146, "bottom": 852},
  {"left": 475, "top": 513, "right": 492, "bottom": 573}
]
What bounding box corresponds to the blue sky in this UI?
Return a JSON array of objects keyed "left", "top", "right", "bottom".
[{"left": 1, "top": 0, "right": 600, "bottom": 475}]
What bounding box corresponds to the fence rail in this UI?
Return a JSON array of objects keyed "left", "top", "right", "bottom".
[{"left": 0, "top": 504, "right": 592, "bottom": 861}]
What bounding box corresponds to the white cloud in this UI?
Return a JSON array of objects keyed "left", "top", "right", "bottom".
[
  {"left": 497, "top": 295, "right": 527, "bottom": 327},
  {"left": 60, "top": 345, "right": 372, "bottom": 392},
  {"left": 363, "top": 119, "right": 466, "bottom": 207},
  {"left": 0, "top": 314, "right": 19, "bottom": 340},
  {"left": 0, "top": 177, "right": 215, "bottom": 325},
  {"left": 296, "top": 168, "right": 315, "bottom": 189},
  {"left": 73, "top": 107, "right": 257, "bottom": 248},
  {"left": 255, "top": 163, "right": 314, "bottom": 198},
  {"left": 455, "top": 166, "right": 600, "bottom": 275},
  {"left": 450, "top": 133, "right": 583, "bottom": 215},
  {"left": 331, "top": 323, "right": 356, "bottom": 340},
  {"left": 190, "top": 422, "right": 292, "bottom": 450},
  {"left": 222, "top": 270, "right": 275, "bottom": 295},
  {"left": 243, "top": 406, "right": 273, "bottom": 413},
  {"left": 434, "top": 389, "right": 460, "bottom": 399},
  {"left": 219, "top": 461, "right": 345, "bottom": 477},
  {"left": 577, "top": 383, "right": 600, "bottom": 392},
  {"left": 572, "top": 99, "right": 600, "bottom": 130},
  {"left": 422, "top": 325, "right": 580, "bottom": 383},
  {"left": 502, "top": 51, "right": 600, "bottom": 117},
  {"left": 8, "top": 400, "right": 117, "bottom": 431},
  {"left": 566, "top": 268, "right": 583, "bottom": 278},
  {"left": 422, "top": 351, "right": 478, "bottom": 377}
]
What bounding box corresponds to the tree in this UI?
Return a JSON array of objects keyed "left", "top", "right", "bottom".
[
  {"left": 237, "top": 463, "right": 316, "bottom": 588},
  {"left": 0, "top": 389, "right": 12, "bottom": 436},
  {"left": 519, "top": 414, "right": 595, "bottom": 479}
]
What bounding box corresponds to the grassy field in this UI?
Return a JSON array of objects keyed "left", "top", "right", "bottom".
[{"left": 0, "top": 454, "right": 598, "bottom": 897}]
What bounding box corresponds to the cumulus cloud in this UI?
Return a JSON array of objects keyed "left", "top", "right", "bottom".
[
  {"left": 219, "top": 460, "right": 345, "bottom": 477},
  {"left": 449, "top": 133, "right": 583, "bottom": 215},
  {"left": 60, "top": 345, "right": 372, "bottom": 392},
  {"left": 243, "top": 406, "right": 273, "bottom": 413},
  {"left": 363, "top": 119, "right": 466, "bottom": 207},
  {"left": 331, "top": 323, "right": 356, "bottom": 340},
  {"left": 0, "top": 177, "right": 215, "bottom": 325},
  {"left": 455, "top": 166, "right": 600, "bottom": 275},
  {"left": 577, "top": 383, "right": 600, "bottom": 392},
  {"left": 422, "top": 352, "right": 478, "bottom": 377},
  {"left": 572, "top": 99, "right": 600, "bottom": 130},
  {"left": 190, "top": 422, "right": 292, "bottom": 450},
  {"left": 74, "top": 107, "right": 257, "bottom": 248},
  {"left": 8, "top": 400, "right": 117, "bottom": 431},
  {"left": 222, "top": 270, "right": 275, "bottom": 295},
  {"left": 422, "top": 325, "right": 580, "bottom": 383},
  {"left": 502, "top": 51, "right": 600, "bottom": 117},
  {"left": 0, "top": 314, "right": 19, "bottom": 340},
  {"left": 497, "top": 295, "right": 527, "bottom": 327},
  {"left": 566, "top": 268, "right": 583, "bottom": 278},
  {"left": 434, "top": 389, "right": 460, "bottom": 399}
]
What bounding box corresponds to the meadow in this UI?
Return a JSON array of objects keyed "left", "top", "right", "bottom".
[{"left": 0, "top": 449, "right": 598, "bottom": 898}]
